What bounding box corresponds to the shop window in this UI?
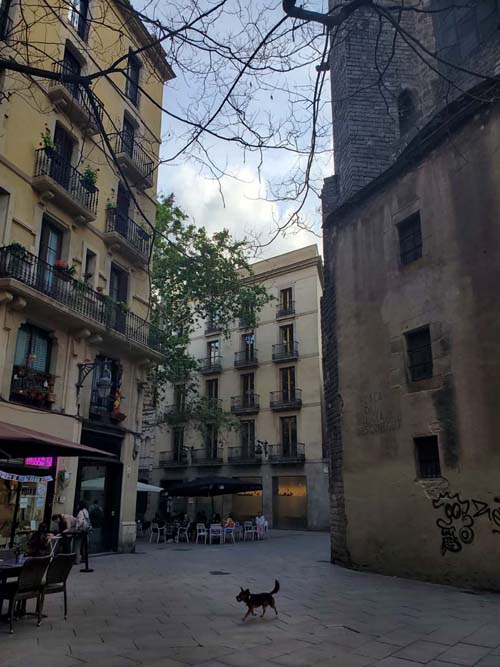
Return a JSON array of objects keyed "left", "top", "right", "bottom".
[
  {"left": 398, "top": 213, "right": 422, "bottom": 265},
  {"left": 406, "top": 327, "right": 433, "bottom": 381},
  {"left": 415, "top": 436, "right": 441, "bottom": 478},
  {"left": 10, "top": 324, "right": 54, "bottom": 409}
]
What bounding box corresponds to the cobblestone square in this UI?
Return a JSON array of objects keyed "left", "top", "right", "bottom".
[{"left": 2, "top": 532, "right": 500, "bottom": 666}]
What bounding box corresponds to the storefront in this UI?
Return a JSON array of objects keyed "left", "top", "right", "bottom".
[{"left": 272, "top": 475, "right": 308, "bottom": 530}]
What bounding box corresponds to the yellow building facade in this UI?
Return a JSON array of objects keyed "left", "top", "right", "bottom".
[{"left": 0, "top": 0, "right": 172, "bottom": 552}]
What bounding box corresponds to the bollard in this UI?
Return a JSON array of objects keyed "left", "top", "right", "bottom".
[{"left": 80, "top": 530, "right": 94, "bottom": 573}]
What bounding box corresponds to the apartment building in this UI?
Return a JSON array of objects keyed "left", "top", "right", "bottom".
[
  {"left": 142, "top": 245, "right": 328, "bottom": 530},
  {"left": 0, "top": 0, "right": 172, "bottom": 552}
]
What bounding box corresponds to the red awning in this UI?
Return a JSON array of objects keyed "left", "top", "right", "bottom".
[{"left": 0, "top": 421, "right": 114, "bottom": 459}]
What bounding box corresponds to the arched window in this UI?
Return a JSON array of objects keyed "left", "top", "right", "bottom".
[{"left": 398, "top": 89, "right": 415, "bottom": 136}]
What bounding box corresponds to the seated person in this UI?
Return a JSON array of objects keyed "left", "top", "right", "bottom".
[
  {"left": 225, "top": 514, "right": 235, "bottom": 529},
  {"left": 26, "top": 523, "right": 52, "bottom": 557}
]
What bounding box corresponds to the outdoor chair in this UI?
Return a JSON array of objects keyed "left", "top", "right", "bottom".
[
  {"left": 234, "top": 522, "right": 244, "bottom": 541},
  {"left": 224, "top": 526, "right": 235, "bottom": 544},
  {"left": 49, "top": 535, "right": 62, "bottom": 557},
  {"left": 40, "top": 553, "right": 75, "bottom": 620},
  {"left": 136, "top": 521, "right": 144, "bottom": 539},
  {"left": 195, "top": 523, "right": 207, "bottom": 544},
  {"left": 244, "top": 521, "right": 257, "bottom": 541},
  {"left": 1, "top": 555, "right": 51, "bottom": 633},
  {"left": 176, "top": 523, "right": 190, "bottom": 543},
  {"left": 150, "top": 522, "right": 166, "bottom": 544},
  {"left": 209, "top": 524, "right": 223, "bottom": 544}
]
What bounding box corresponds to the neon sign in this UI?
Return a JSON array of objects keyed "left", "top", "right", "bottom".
[{"left": 25, "top": 457, "right": 53, "bottom": 468}]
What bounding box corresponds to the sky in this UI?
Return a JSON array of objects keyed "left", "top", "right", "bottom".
[{"left": 151, "top": 0, "right": 332, "bottom": 260}]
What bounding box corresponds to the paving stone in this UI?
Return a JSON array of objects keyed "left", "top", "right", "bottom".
[
  {"left": 463, "top": 626, "right": 500, "bottom": 649},
  {"left": 355, "top": 640, "right": 399, "bottom": 660},
  {"left": 436, "top": 643, "right": 493, "bottom": 666}
]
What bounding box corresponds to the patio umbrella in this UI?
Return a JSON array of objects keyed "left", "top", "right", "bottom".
[
  {"left": 167, "top": 477, "right": 262, "bottom": 514},
  {"left": 81, "top": 477, "right": 163, "bottom": 493}
]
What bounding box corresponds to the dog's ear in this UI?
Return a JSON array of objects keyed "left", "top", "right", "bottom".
[{"left": 240, "top": 587, "right": 244, "bottom": 592}]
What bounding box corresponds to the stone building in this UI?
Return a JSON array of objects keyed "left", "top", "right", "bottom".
[
  {"left": 322, "top": 0, "right": 500, "bottom": 588},
  {"left": 141, "top": 245, "right": 329, "bottom": 530},
  {"left": 0, "top": 0, "right": 172, "bottom": 552}
]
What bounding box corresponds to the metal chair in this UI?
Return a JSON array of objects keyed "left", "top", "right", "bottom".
[
  {"left": 176, "top": 523, "right": 190, "bottom": 543},
  {"left": 149, "top": 522, "right": 166, "bottom": 544},
  {"left": 209, "top": 524, "right": 223, "bottom": 544},
  {"left": 49, "top": 535, "right": 62, "bottom": 557},
  {"left": 195, "top": 523, "right": 207, "bottom": 544},
  {"left": 244, "top": 521, "right": 257, "bottom": 541},
  {"left": 224, "top": 526, "right": 235, "bottom": 544},
  {"left": 1, "top": 556, "right": 51, "bottom": 633},
  {"left": 40, "top": 553, "right": 75, "bottom": 620}
]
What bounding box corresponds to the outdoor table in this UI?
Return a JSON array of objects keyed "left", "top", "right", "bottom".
[{"left": 0, "top": 557, "right": 24, "bottom": 582}]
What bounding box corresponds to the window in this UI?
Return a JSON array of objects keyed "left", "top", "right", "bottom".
[
  {"left": 398, "top": 213, "right": 422, "bottom": 265},
  {"left": 121, "top": 117, "right": 135, "bottom": 158},
  {"left": 174, "top": 384, "right": 186, "bottom": 412},
  {"left": 241, "top": 420, "right": 255, "bottom": 456},
  {"left": 68, "top": 0, "right": 89, "bottom": 40},
  {"left": 0, "top": 0, "right": 12, "bottom": 40},
  {"left": 10, "top": 324, "right": 53, "bottom": 409},
  {"left": 406, "top": 327, "right": 433, "bottom": 381},
  {"left": 279, "top": 287, "right": 294, "bottom": 315},
  {"left": 84, "top": 249, "right": 96, "bottom": 283},
  {"left": 39, "top": 217, "right": 64, "bottom": 292},
  {"left": 241, "top": 332, "right": 255, "bottom": 357},
  {"left": 415, "top": 436, "right": 441, "bottom": 478},
  {"left": 51, "top": 124, "right": 75, "bottom": 188},
  {"left": 207, "top": 340, "right": 219, "bottom": 362},
  {"left": 172, "top": 427, "right": 185, "bottom": 461},
  {"left": 205, "top": 424, "right": 218, "bottom": 459},
  {"left": 206, "top": 378, "right": 218, "bottom": 400},
  {"left": 62, "top": 48, "right": 82, "bottom": 100},
  {"left": 125, "top": 52, "right": 141, "bottom": 106},
  {"left": 280, "top": 367, "right": 296, "bottom": 401},
  {"left": 281, "top": 416, "right": 298, "bottom": 456},
  {"left": 398, "top": 89, "right": 415, "bottom": 136},
  {"left": 109, "top": 263, "right": 129, "bottom": 332},
  {"left": 433, "top": 0, "right": 500, "bottom": 65},
  {"left": 241, "top": 373, "right": 255, "bottom": 402},
  {"left": 279, "top": 324, "right": 294, "bottom": 350}
]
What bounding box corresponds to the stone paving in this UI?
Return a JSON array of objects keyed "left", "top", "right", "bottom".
[{"left": 2, "top": 531, "right": 500, "bottom": 666}]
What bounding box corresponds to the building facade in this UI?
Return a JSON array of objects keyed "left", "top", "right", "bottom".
[
  {"left": 322, "top": 0, "right": 500, "bottom": 588},
  {"left": 142, "top": 245, "right": 328, "bottom": 530},
  {"left": 0, "top": 0, "right": 172, "bottom": 552}
]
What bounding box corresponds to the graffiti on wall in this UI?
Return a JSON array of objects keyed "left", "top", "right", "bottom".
[
  {"left": 357, "top": 392, "right": 401, "bottom": 436},
  {"left": 432, "top": 492, "right": 500, "bottom": 555}
]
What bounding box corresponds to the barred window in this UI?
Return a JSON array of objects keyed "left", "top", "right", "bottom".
[
  {"left": 398, "top": 213, "right": 422, "bottom": 265},
  {"left": 415, "top": 436, "right": 441, "bottom": 479},
  {"left": 406, "top": 327, "right": 433, "bottom": 381}
]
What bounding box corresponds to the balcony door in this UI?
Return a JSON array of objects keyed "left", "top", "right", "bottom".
[
  {"left": 207, "top": 339, "right": 219, "bottom": 363},
  {"left": 109, "top": 263, "right": 128, "bottom": 332},
  {"left": 122, "top": 117, "right": 135, "bottom": 158},
  {"left": 280, "top": 366, "right": 295, "bottom": 402},
  {"left": 205, "top": 424, "right": 218, "bottom": 460},
  {"left": 241, "top": 332, "right": 255, "bottom": 360},
  {"left": 115, "top": 182, "right": 130, "bottom": 237},
  {"left": 206, "top": 378, "right": 218, "bottom": 401},
  {"left": 39, "top": 217, "right": 63, "bottom": 292},
  {"left": 279, "top": 287, "right": 293, "bottom": 312},
  {"left": 62, "top": 48, "right": 81, "bottom": 101},
  {"left": 51, "top": 124, "right": 74, "bottom": 189},
  {"left": 241, "top": 373, "right": 254, "bottom": 407},
  {"left": 240, "top": 420, "right": 255, "bottom": 459},
  {"left": 281, "top": 416, "right": 297, "bottom": 457},
  {"left": 279, "top": 324, "right": 294, "bottom": 352}
]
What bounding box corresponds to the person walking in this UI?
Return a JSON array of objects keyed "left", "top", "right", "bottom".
[{"left": 75, "top": 501, "right": 92, "bottom": 564}]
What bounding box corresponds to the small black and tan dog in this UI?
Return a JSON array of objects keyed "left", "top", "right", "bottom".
[{"left": 236, "top": 580, "right": 280, "bottom": 621}]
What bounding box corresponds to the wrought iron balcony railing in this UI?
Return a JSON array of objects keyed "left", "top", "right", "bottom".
[
  {"left": 268, "top": 443, "right": 305, "bottom": 463},
  {"left": 10, "top": 366, "right": 56, "bottom": 410},
  {"left": 231, "top": 394, "right": 260, "bottom": 415},
  {"left": 191, "top": 449, "right": 223, "bottom": 465},
  {"left": 0, "top": 245, "right": 165, "bottom": 354},
  {"left": 270, "top": 389, "right": 302, "bottom": 411},
  {"left": 276, "top": 301, "right": 295, "bottom": 319},
  {"left": 159, "top": 451, "right": 189, "bottom": 467},
  {"left": 50, "top": 61, "right": 104, "bottom": 128},
  {"left": 205, "top": 321, "right": 221, "bottom": 335},
  {"left": 199, "top": 356, "right": 223, "bottom": 374},
  {"left": 105, "top": 208, "right": 152, "bottom": 260},
  {"left": 115, "top": 131, "right": 153, "bottom": 183},
  {"left": 228, "top": 446, "right": 262, "bottom": 465},
  {"left": 234, "top": 350, "right": 258, "bottom": 368},
  {"left": 272, "top": 341, "right": 299, "bottom": 362},
  {"left": 33, "top": 148, "right": 99, "bottom": 216}
]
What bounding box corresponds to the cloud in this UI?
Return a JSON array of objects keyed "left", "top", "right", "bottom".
[{"left": 157, "top": 162, "right": 322, "bottom": 259}]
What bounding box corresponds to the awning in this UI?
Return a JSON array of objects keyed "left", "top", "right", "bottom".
[
  {"left": 82, "top": 477, "right": 163, "bottom": 493},
  {"left": 168, "top": 477, "right": 263, "bottom": 497},
  {"left": 0, "top": 421, "right": 114, "bottom": 459}
]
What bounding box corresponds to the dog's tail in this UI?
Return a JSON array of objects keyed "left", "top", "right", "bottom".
[{"left": 270, "top": 580, "right": 280, "bottom": 595}]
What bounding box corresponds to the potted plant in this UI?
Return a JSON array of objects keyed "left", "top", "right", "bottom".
[
  {"left": 82, "top": 166, "right": 98, "bottom": 191},
  {"left": 54, "top": 260, "right": 76, "bottom": 282},
  {"left": 40, "top": 126, "right": 56, "bottom": 157}
]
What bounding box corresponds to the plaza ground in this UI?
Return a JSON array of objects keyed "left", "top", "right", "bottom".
[{"left": 2, "top": 531, "right": 500, "bottom": 666}]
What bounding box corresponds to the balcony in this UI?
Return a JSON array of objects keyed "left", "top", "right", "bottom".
[
  {"left": 205, "top": 322, "right": 221, "bottom": 336},
  {"left": 104, "top": 209, "right": 152, "bottom": 265},
  {"left": 48, "top": 62, "right": 104, "bottom": 135},
  {"left": 234, "top": 350, "right": 258, "bottom": 369},
  {"left": 228, "top": 447, "right": 262, "bottom": 465},
  {"left": 159, "top": 451, "right": 189, "bottom": 468},
  {"left": 270, "top": 389, "right": 302, "bottom": 411},
  {"left": 268, "top": 443, "right": 305, "bottom": 464},
  {"left": 272, "top": 341, "right": 299, "bottom": 363},
  {"left": 191, "top": 449, "right": 223, "bottom": 466},
  {"left": 89, "top": 390, "right": 123, "bottom": 425},
  {"left": 164, "top": 404, "right": 188, "bottom": 422},
  {"left": 199, "top": 356, "right": 222, "bottom": 375},
  {"left": 32, "top": 149, "right": 99, "bottom": 223},
  {"left": 115, "top": 132, "right": 154, "bottom": 189},
  {"left": 0, "top": 245, "right": 165, "bottom": 359},
  {"left": 10, "top": 366, "right": 56, "bottom": 410},
  {"left": 231, "top": 394, "right": 260, "bottom": 415},
  {"left": 276, "top": 301, "right": 295, "bottom": 319}
]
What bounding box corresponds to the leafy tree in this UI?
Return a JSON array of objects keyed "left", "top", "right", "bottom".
[{"left": 150, "top": 194, "right": 270, "bottom": 415}]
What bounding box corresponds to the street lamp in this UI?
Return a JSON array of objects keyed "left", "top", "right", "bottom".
[{"left": 76, "top": 360, "right": 113, "bottom": 405}]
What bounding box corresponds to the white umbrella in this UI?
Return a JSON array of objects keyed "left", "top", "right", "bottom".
[{"left": 81, "top": 478, "right": 163, "bottom": 493}]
